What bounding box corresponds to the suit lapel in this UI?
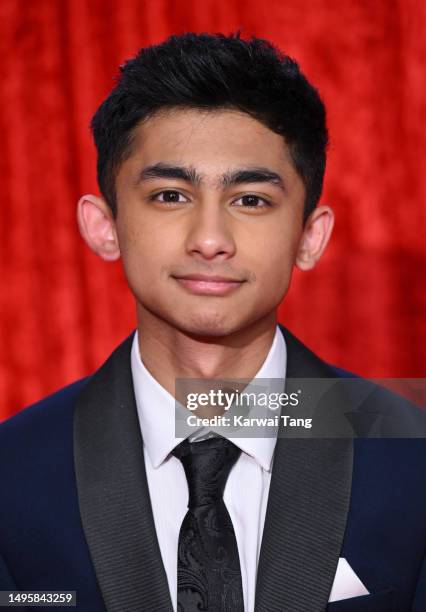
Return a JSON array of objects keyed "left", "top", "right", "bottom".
[
  {"left": 73, "top": 333, "right": 173, "bottom": 612},
  {"left": 255, "top": 327, "right": 353, "bottom": 612}
]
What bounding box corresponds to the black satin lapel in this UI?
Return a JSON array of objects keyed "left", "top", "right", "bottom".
[
  {"left": 255, "top": 327, "right": 354, "bottom": 612},
  {"left": 74, "top": 333, "right": 173, "bottom": 612}
]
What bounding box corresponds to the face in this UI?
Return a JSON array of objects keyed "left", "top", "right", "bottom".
[{"left": 87, "top": 108, "right": 330, "bottom": 338}]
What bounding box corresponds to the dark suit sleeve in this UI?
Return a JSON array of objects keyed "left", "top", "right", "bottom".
[
  {"left": 411, "top": 554, "right": 426, "bottom": 611},
  {"left": 0, "top": 552, "right": 17, "bottom": 588}
]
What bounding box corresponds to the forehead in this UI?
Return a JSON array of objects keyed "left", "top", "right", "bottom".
[{"left": 125, "top": 107, "right": 296, "bottom": 178}]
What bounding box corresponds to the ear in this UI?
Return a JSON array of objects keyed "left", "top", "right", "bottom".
[
  {"left": 76, "top": 194, "right": 121, "bottom": 261},
  {"left": 296, "top": 205, "right": 334, "bottom": 271}
]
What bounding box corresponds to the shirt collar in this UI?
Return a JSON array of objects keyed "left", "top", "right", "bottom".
[{"left": 131, "top": 326, "right": 287, "bottom": 471}]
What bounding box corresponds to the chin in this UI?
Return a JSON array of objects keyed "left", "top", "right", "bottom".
[{"left": 177, "top": 310, "right": 244, "bottom": 339}]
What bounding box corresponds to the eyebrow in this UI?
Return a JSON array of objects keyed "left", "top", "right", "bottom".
[
  {"left": 138, "top": 163, "right": 200, "bottom": 185},
  {"left": 136, "top": 163, "right": 286, "bottom": 192}
]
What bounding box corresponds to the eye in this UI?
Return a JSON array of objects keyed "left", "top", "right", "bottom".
[
  {"left": 151, "top": 190, "right": 189, "bottom": 203},
  {"left": 232, "top": 194, "right": 271, "bottom": 209}
]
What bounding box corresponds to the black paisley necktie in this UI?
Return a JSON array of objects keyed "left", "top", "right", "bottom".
[{"left": 172, "top": 436, "right": 245, "bottom": 612}]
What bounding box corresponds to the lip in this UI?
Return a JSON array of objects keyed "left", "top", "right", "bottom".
[{"left": 172, "top": 274, "right": 245, "bottom": 296}]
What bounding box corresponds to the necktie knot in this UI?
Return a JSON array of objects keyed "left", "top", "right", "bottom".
[{"left": 172, "top": 436, "right": 241, "bottom": 508}]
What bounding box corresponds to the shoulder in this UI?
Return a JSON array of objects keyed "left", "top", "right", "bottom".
[
  {"left": 0, "top": 330, "right": 135, "bottom": 470},
  {"left": 0, "top": 377, "right": 91, "bottom": 472},
  {"left": 0, "top": 376, "right": 91, "bottom": 433},
  {"left": 0, "top": 377, "right": 95, "bottom": 550},
  {"left": 329, "top": 365, "right": 426, "bottom": 501},
  {"left": 280, "top": 325, "right": 426, "bottom": 466}
]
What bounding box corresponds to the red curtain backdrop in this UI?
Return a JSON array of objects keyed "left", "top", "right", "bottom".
[{"left": 1, "top": 0, "right": 425, "bottom": 420}]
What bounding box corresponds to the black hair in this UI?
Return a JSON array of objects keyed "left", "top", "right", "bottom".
[{"left": 91, "top": 32, "right": 328, "bottom": 221}]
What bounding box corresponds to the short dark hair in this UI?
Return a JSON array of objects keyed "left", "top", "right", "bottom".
[{"left": 91, "top": 32, "right": 328, "bottom": 221}]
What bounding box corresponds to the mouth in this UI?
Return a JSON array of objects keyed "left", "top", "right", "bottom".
[{"left": 172, "top": 274, "right": 246, "bottom": 296}]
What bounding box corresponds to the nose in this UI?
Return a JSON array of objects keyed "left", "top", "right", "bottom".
[{"left": 184, "top": 201, "right": 236, "bottom": 262}]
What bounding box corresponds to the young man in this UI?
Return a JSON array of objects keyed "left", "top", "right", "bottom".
[{"left": 0, "top": 33, "right": 425, "bottom": 612}]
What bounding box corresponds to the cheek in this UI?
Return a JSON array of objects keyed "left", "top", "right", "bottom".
[
  {"left": 117, "top": 224, "right": 171, "bottom": 291},
  {"left": 248, "top": 232, "right": 298, "bottom": 281},
  {"left": 248, "top": 238, "right": 298, "bottom": 309}
]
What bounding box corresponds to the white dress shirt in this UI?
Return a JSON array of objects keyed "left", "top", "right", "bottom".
[{"left": 131, "top": 327, "right": 287, "bottom": 612}]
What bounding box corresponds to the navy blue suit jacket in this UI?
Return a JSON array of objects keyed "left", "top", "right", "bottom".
[{"left": 1, "top": 326, "right": 425, "bottom": 611}]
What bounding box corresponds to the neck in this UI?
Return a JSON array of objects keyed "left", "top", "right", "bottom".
[{"left": 136, "top": 308, "right": 277, "bottom": 397}]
